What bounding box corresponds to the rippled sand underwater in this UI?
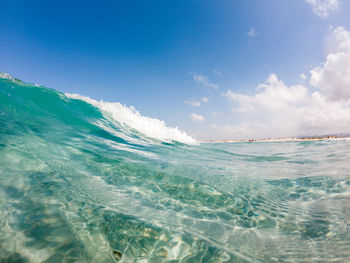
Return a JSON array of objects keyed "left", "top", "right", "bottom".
[{"left": 1, "top": 75, "right": 350, "bottom": 262}]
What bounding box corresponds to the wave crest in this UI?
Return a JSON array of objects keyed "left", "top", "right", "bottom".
[
  {"left": 0, "top": 72, "right": 14, "bottom": 80},
  {"left": 65, "top": 93, "right": 197, "bottom": 144}
]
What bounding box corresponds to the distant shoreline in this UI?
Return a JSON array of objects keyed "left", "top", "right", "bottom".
[{"left": 201, "top": 136, "right": 350, "bottom": 143}]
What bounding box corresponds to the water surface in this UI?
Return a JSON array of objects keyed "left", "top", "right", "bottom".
[{"left": 1, "top": 75, "right": 350, "bottom": 262}]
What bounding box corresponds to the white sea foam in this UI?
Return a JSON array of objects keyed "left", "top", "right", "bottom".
[
  {"left": 65, "top": 93, "right": 197, "bottom": 144},
  {"left": 0, "top": 72, "right": 14, "bottom": 80}
]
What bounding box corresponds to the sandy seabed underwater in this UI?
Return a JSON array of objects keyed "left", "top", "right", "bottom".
[{"left": 1, "top": 74, "right": 350, "bottom": 262}]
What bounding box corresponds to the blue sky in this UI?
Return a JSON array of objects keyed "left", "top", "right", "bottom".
[{"left": 1, "top": 0, "right": 350, "bottom": 140}]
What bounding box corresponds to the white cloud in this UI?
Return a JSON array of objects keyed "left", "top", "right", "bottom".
[
  {"left": 306, "top": 0, "right": 338, "bottom": 18},
  {"left": 190, "top": 113, "right": 205, "bottom": 122},
  {"left": 211, "top": 112, "right": 223, "bottom": 118},
  {"left": 224, "top": 74, "right": 308, "bottom": 113},
  {"left": 222, "top": 74, "right": 350, "bottom": 139},
  {"left": 185, "top": 97, "right": 208, "bottom": 107},
  {"left": 185, "top": 100, "right": 201, "bottom": 107},
  {"left": 216, "top": 26, "right": 350, "bottom": 139},
  {"left": 300, "top": 73, "right": 307, "bottom": 80},
  {"left": 310, "top": 26, "right": 350, "bottom": 101},
  {"left": 213, "top": 70, "right": 223, "bottom": 77},
  {"left": 247, "top": 27, "right": 257, "bottom": 37},
  {"left": 191, "top": 72, "right": 219, "bottom": 89}
]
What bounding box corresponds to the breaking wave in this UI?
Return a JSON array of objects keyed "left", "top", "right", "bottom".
[{"left": 1, "top": 73, "right": 350, "bottom": 262}]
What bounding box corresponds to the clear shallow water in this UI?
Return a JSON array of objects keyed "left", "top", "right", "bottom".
[{"left": 1, "top": 75, "right": 350, "bottom": 263}]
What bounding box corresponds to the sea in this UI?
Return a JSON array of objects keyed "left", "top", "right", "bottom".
[{"left": 1, "top": 73, "right": 350, "bottom": 262}]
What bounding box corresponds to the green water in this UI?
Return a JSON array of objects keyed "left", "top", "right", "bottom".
[{"left": 1, "top": 74, "right": 350, "bottom": 262}]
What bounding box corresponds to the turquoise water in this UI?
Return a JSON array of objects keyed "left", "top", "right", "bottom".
[{"left": 1, "top": 74, "right": 350, "bottom": 262}]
